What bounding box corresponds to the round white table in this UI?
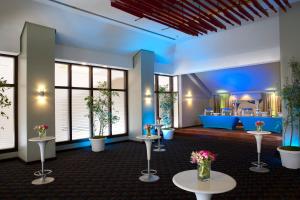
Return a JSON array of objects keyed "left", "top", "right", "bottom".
[
  {"left": 151, "top": 124, "right": 165, "bottom": 152},
  {"left": 29, "top": 136, "right": 55, "bottom": 185},
  {"left": 247, "top": 131, "right": 271, "bottom": 173},
  {"left": 136, "top": 135, "right": 161, "bottom": 182},
  {"left": 173, "top": 170, "right": 236, "bottom": 200}
]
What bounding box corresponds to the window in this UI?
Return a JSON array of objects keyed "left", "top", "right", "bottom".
[
  {"left": 55, "top": 62, "right": 128, "bottom": 143},
  {"left": 154, "top": 75, "right": 179, "bottom": 128},
  {"left": 0, "top": 54, "right": 17, "bottom": 152}
]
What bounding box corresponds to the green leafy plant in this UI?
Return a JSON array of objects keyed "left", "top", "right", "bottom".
[
  {"left": 158, "top": 85, "right": 177, "bottom": 129},
  {"left": 281, "top": 59, "right": 300, "bottom": 149},
  {"left": 0, "top": 77, "right": 12, "bottom": 130},
  {"left": 85, "top": 81, "right": 120, "bottom": 138}
]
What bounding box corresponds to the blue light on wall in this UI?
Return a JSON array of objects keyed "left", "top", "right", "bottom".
[
  {"left": 142, "top": 111, "right": 155, "bottom": 135},
  {"left": 283, "top": 130, "right": 300, "bottom": 146}
]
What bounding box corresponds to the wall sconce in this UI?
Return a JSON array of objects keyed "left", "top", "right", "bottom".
[
  {"left": 185, "top": 90, "right": 193, "bottom": 106},
  {"left": 36, "top": 85, "right": 47, "bottom": 105},
  {"left": 240, "top": 94, "right": 252, "bottom": 101},
  {"left": 145, "top": 89, "right": 152, "bottom": 105}
]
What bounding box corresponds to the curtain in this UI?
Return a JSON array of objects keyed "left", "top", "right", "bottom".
[
  {"left": 262, "top": 92, "right": 282, "bottom": 115},
  {"left": 261, "top": 93, "right": 272, "bottom": 113},
  {"left": 213, "top": 95, "right": 220, "bottom": 113},
  {"left": 220, "top": 93, "right": 230, "bottom": 109},
  {"left": 275, "top": 95, "right": 282, "bottom": 114},
  {"left": 213, "top": 94, "right": 230, "bottom": 113}
]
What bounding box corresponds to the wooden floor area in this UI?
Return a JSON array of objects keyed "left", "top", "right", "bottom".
[{"left": 175, "top": 126, "right": 282, "bottom": 147}]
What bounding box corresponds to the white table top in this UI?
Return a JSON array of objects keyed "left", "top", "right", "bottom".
[
  {"left": 136, "top": 135, "right": 161, "bottom": 140},
  {"left": 247, "top": 131, "right": 271, "bottom": 135},
  {"left": 29, "top": 136, "right": 55, "bottom": 142},
  {"left": 172, "top": 170, "right": 236, "bottom": 194}
]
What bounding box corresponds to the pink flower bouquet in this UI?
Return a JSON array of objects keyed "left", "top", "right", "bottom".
[
  {"left": 191, "top": 150, "right": 216, "bottom": 164},
  {"left": 34, "top": 124, "right": 48, "bottom": 138},
  {"left": 191, "top": 150, "right": 216, "bottom": 181}
]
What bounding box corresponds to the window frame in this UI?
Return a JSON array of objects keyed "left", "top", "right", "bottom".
[
  {"left": 154, "top": 74, "right": 178, "bottom": 128},
  {"left": 0, "top": 53, "right": 18, "bottom": 153},
  {"left": 55, "top": 61, "right": 128, "bottom": 145}
]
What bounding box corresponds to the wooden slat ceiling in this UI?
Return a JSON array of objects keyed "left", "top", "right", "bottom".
[{"left": 111, "top": 0, "right": 292, "bottom": 36}]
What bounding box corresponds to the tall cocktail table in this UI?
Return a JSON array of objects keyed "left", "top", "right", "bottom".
[
  {"left": 136, "top": 135, "right": 161, "bottom": 182},
  {"left": 151, "top": 124, "right": 165, "bottom": 152},
  {"left": 247, "top": 131, "right": 271, "bottom": 173},
  {"left": 173, "top": 170, "right": 236, "bottom": 200},
  {"left": 29, "top": 136, "right": 55, "bottom": 185}
]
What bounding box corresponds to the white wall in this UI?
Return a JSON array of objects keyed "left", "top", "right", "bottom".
[
  {"left": 174, "top": 16, "right": 280, "bottom": 74},
  {"left": 55, "top": 45, "right": 132, "bottom": 69},
  {"left": 179, "top": 75, "right": 210, "bottom": 127}
]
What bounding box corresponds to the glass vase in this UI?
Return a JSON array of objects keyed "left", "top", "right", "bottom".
[
  {"left": 39, "top": 131, "right": 46, "bottom": 138},
  {"left": 197, "top": 160, "right": 211, "bottom": 181},
  {"left": 256, "top": 126, "right": 262, "bottom": 132},
  {"left": 146, "top": 129, "right": 151, "bottom": 137}
]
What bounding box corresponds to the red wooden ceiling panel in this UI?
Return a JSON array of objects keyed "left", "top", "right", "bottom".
[{"left": 111, "top": 0, "right": 292, "bottom": 36}]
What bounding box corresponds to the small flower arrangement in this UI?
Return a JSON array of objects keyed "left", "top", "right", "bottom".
[
  {"left": 255, "top": 121, "right": 265, "bottom": 132},
  {"left": 34, "top": 124, "right": 48, "bottom": 138},
  {"left": 144, "top": 124, "right": 152, "bottom": 137},
  {"left": 191, "top": 150, "right": 216, "bottom": 181},
  {"left": 191, "top": 150, "right": 216, "bottom": 164}
]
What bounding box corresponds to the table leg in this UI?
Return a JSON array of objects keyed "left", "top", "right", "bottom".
[
  {"left": 139, "top": 140, "right": 160, "bottom": 182},
  {"left": 32, "top": 141, "right": 55, "bottom": 185},
  {"left": 249, "top": 135, "right": 269, "bottom": 173},
  {"left": 195, "top": 193, "right": 212, "bottom": 200},
  {"left": 154, "top": 127, "right": 166, "bottom": 152}
]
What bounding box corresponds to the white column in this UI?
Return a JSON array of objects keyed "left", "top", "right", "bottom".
[
  {"left": 279, "top": 2, "right": 300, "bottom": 146},
  {"left": 18, "top": 22, "right": 56, "bottom": 162},
  {"left": 128, "top": 50, "right": 155, "bottom": 141}
]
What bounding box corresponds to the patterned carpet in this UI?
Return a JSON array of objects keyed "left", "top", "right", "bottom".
[{"left": 0, "top": 130, "right": 299, "bottom": 200}]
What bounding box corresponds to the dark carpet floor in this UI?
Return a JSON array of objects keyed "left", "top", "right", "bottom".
[{"left": 0, "top": 132, "right": 299, "bottom": 200}]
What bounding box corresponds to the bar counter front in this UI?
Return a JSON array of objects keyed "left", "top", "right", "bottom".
[{"left": 199, "top": 115, "right": 283, "bottom": 133}]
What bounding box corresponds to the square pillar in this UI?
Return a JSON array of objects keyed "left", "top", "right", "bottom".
[
  {"left": 279, "top": 2, "right": 300, "bottom": 146},
  {"left": 128, "top": 50, "right": 155, "bottom": 140},
  {"left": 18, "top": 22, "right": 56, "bottom": 162}
]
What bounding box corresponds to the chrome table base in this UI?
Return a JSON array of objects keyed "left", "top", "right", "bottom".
[
  {"left": 139, "top": 160, "right": 160, "bottom": 182},
  {"left": 249, "top": 153, "right": 270, "bottom": 173}
]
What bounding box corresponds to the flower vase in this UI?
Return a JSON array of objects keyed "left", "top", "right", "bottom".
[
  {"left": 39, "top": 131, "right": 46, "bottom": 138},
  {"left": 256, "top": 126, "right": 262, "bottom": 132},
  {"left": 146, "top": 129, "right": 151, "bottom": 137},
  {"left": 197, "top": 160, "right": 211, "bottom": 181}
]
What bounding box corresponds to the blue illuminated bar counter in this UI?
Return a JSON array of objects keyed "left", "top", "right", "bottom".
[
  {"left": 239, "top": 116, "right": 282, "bottom": 133},
  {"left": 199, "top": 115, "right": 240, "bottom": 130},
  {"left": 198, "top": 115, "right": 283, "bottom": 133}
]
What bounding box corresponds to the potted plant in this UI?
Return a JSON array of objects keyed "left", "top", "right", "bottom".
[
  {"left": 0, "top": 77, "right": 12, "bottom": 130},
  {"left": 159, "top": 85, "right": 177, "bottom": 140},
  {"left": 85, "top": 81, "right": 119, "bottom": 152},
  {"left": 277, "top": 59, "right": 300, "bottom": 169}
]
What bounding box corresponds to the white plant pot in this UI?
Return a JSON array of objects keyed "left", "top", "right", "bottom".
[
  {"left": 90, "top": 137, "right": 105, "bottom": 152},
  {"left": 162, "top": 129, "right": 175, "bottom": 140},
  {"left": 277, "top": 147, "right": 300, "bottom": 169}
]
